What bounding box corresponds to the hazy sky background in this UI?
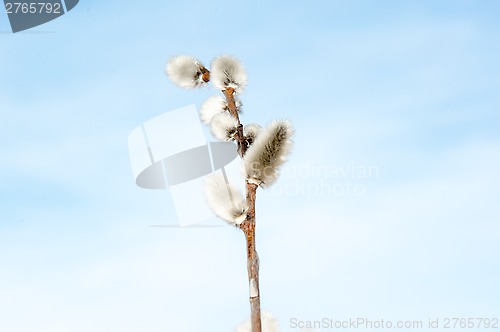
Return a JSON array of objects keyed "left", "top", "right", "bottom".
[{"left": 1, "top": 1, "right": 499, "bottom": 331}]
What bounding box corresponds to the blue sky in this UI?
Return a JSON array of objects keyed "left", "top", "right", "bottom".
[{"left": 1, "top": 1, "right": 499, "bottom": 331}]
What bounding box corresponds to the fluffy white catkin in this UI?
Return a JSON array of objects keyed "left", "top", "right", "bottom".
[
  {"left": 243, "top": 120, "right": 294, "bottom": 187},
  {"left": 165, "top": 55, "right": 206, "bottom": 89},
  {"left": 211, "top": 55, "right": 248, "bottom": 93},
  {"left": 200, "top": 95, "right": 227, "bottom": 124},
  {"left": 200, "top": 95, "right": 242, "bottom": 125},
  {"left": 210, "top": 112, "right": 239, "bottom": 141},
  {"left": 203, "top": 172, "right": 248, "bottom": 225},
  {"left": 234, "top": 311, "right": 280, "bottom": 332}
]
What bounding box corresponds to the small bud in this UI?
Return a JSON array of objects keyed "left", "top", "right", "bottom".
[{"left": 243, "top": 123, "right": 263, "bottom": 148}]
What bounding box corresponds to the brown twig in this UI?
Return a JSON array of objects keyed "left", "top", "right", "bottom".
[
  {"left": 223, "top": 88, "right": 262, "bottom": 332},
  {"left": 223, "top": 87, "right": 247, "bottom": 157},
  {"left": 241, "top": 182, "right": 261, "bottom": 332}
]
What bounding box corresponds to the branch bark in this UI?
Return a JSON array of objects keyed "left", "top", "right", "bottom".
[
  {"left": 223, "top": 88, "right": 262, "bottom": 332},
  {"left": 223, "top": 87, "right": 247, "bottom": 157},
  {"left": 241, "top": 182, "right": 261, "bottom": 332}
]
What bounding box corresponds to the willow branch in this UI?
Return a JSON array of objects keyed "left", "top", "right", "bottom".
[{"left": 222, "top": 88, "right": 262, "bottom": 332}]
